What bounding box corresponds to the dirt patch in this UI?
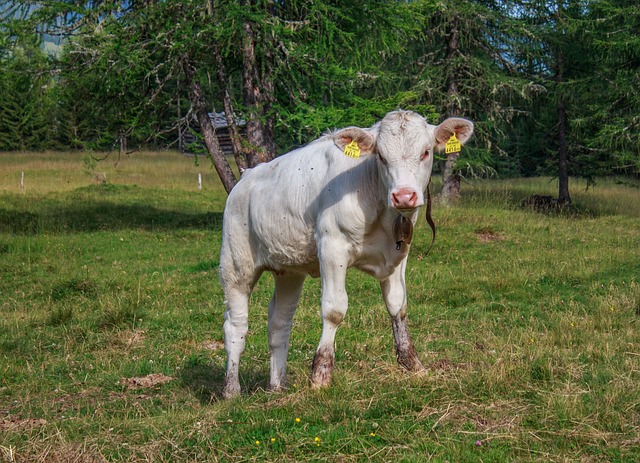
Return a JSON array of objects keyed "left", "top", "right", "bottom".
[
  {"left": 48, "top": 387, "right": 101, "bottom": 413},
  {"left": 200, "top": 340, "right": 224, "bottom": 351},
  {"left": 475, "top": 229, "right": 506, "bottom": 243},
  {"left": 110, "top": 329, "right": 146, "bottom": 349},
  {"left": 416, "top": 399, "right": 528, "bottom": 434},
  {"left": 124, "top": 329, "right": 146, "bottom": 348},
  {"left": 120, "top": 373, "right": 174, "bottom": 389},
  {"left": 0, "top": 417, "right": 47, "bottom": 431}
]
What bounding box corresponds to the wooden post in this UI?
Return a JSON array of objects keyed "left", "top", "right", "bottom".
[
  {"left": 20, "top": 171, "right": 24, "bottom": 191},
  {"left": 198, "top": 173, "right": 202, "bottom": 190},
  {"left": 177, "top": 92, "right": 183, "bottom": 152}
]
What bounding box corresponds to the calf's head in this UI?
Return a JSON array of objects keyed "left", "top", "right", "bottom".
[{"left": 334, "top": 110, "right": 474, "bottom": 213}]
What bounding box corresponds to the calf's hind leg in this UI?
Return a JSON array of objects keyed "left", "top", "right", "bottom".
[
  {"left": 222, "top": 284, "right": 253, "bottom": 399},
  {"left": 268, "top": 273, "right": 306, "bottom": 391}
]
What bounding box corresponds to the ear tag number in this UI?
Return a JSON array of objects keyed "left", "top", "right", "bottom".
[
  {"left": 445, "top": 133, "right": 461, "bottom": 154},
  {"left": 344, "top": 140, "right": 361, "bottom": 158}
]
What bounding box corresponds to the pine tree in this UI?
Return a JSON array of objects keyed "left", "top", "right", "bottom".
[
  {"left": 511, "top": 0, "right": 639, "bottom": 201},
  {"left": 0, "top": 32, "right": 55, "bottom": 150},
  {"left": 409, "top": 0, "right": 532, "bottom": 204},
  {"left": 574, "top": 0, "right": 640, "bottom": 179}
]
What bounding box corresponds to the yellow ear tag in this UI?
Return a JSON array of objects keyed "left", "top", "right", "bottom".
[
  {"left": 445, "top": 133, "right": 461, "bottom": 154},
  {"left": 344, "top": 140, "right": 361, "bottom": 158}
]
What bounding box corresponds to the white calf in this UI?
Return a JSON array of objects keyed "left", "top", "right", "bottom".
[{"left": 220, "top": 110, "right": 473, "bottom": 398}]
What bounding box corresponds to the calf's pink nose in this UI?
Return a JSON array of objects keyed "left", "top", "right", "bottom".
[{"left": 391, "top": 188, "right": 418, "bottom": 209}]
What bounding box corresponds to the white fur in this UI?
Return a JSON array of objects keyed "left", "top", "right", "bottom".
[{"left": 220, "top": 110, "right": 473, "bottom": 397}]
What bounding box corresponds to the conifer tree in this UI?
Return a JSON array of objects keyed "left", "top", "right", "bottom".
[{"left": 408, "top": 0, "right": 531, "bottom": 204}]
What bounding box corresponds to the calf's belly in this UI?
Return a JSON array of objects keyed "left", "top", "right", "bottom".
[
  {"left": 353, "top": 257, "right": 402, "bottom": 280},
  {"left": 257, "top": 237, "right": 320, "bottom": 277}
]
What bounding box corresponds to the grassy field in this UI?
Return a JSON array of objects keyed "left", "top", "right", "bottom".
[{"left": 1, "top": 151, "right": 639, "bottom": 462}]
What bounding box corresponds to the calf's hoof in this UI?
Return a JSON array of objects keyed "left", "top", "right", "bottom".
[
  {"left": 310, "top": 346, "right": 334, "bottom": 389},
  {"left": 222, "top": 378, "right": 241, "bottom": 400},
  {"left": 268, "top": 382, "right": 286, "bottom": 393},
  {"left": 310, "top": 374, "right": 332, "bottom": 389},
  {"left": 397, "top": 352, "right": 426, "bottom": 373}
]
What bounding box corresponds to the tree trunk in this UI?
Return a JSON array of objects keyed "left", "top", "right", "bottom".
[
  {"left": 177, "top": 92, "right": 183, "bottom": 152},
  {"left": 557, "top": 95, "right": 571, "bottom": 205},
  {"left": 440, "top": 17, "right": 462, "bottom": 206},
  {"left": 261, "top": 41, "right": 277, "bottom": 159},
  {"left": 555, "top": 4, "right": 571, "bottom": 206},
  {"left": 241, "top": 0, "right": 275, "bottom": 167},
  {"left": 119, "top": 132, "right": 127, "bottom": 157},
  {"left": 182, "top": 57, "right": 237, "bottom": 194},
  {"left": 207, "top": 0, "right": 248, "bottom": 174},
  {"left": 214, "top": 47, "right": 249, "bottom": 174},
  {"left": 242, "top": 17, "right": 267, "bottom": 167},
  {"left": 440, "top": 151, "right": 461, "bottom": 202}
]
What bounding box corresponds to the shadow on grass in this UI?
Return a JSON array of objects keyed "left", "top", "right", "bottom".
[
  {"left": 179, "top": 356, "right": 270, "bottom": 404},
  {"left": 0, "top": 183, "right": 223, "bottom": 234},
  {"left": 0, "top": 203, "right": 222, "bottom": 235}
]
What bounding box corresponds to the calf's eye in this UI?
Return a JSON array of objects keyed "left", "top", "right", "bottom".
[
  {"left": 378, "top": 154, "right": 388, "bottom": 166},
  {"left": 421, "top": 150, "right": 430, "bottom": 161}
]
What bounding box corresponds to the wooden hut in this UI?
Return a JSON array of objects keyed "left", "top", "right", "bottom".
[{"left": 181, "top": 112, "right": 245, "bottom": 154}]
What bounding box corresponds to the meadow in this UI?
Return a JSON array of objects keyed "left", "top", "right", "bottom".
[{"left": 1, "top": 151, "right": 639, "bottom": 462}]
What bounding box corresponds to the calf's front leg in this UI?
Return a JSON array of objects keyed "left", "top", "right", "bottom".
[
  {"left": 380, "top": 261, "right": 425, "bottom": 372},
  {"left": 311, "top": 248, "right": 349, "bottom": 388}
]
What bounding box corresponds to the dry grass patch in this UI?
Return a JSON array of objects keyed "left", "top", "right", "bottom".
[
  {"left": 0, "top": 151, "right": 228, "bottom": 195},
  {"left": 199, "top": 340, "right": 224, "bottom": 351},
  {"left": 0, "top": 419, "right": 47, "bottom": 432},
  {"left": 119, "top": 374, "right": 174, "bottom": 390},
  {"left": 4, "top": 442, "right": 108, "bottom": 463},
  {"left": 474, "top": 227, "right": 507, "bottom": 243},
  {"left": 108, "top": 330, "right": 146, "bottom": 350}
]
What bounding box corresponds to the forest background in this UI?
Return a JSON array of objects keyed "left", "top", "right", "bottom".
[{"left": 1, "top": 0, "right": 638, "bottom": 203}]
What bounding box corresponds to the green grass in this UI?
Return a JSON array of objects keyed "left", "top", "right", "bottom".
[{"left": 1, "top": 152, "right": 639, "bottom": 462}]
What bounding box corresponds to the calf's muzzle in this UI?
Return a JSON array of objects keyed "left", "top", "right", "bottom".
[{"left": 391, "top": 188, "right": 420, "bottom": 210}]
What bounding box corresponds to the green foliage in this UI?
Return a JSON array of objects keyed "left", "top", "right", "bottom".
[
  {"left": 57, "top": 6, "right": 179, "bottom": 151},
  {"left": 1, "top": 0, "right": 638, "bottom": 193},
  {"left": 276, "top": 92, "right": 438, "bottom": 149},
  {"left": 406, "top": 0, "right": 533, "bottom": 163},
  {"left": 81, "top": 154, "right": 98, "bottom": 177},
  {"left": 574, "top": 0, "right": 640, "bottom": 177},
  {"left": 0, "top": 32, "right": 65, "bottom": 150}
]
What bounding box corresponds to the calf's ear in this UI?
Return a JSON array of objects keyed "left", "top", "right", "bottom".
[
  {"left": 333, "top": 128, "right": 376, "bottom": 156},
  {"left": 434, "top": 118, "right": 474, "bottom": 152}
]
